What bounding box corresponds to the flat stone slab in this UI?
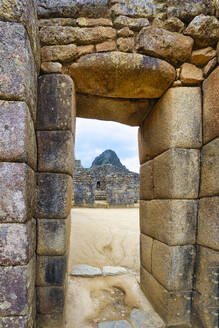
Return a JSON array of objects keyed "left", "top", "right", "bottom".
[
  {"left": 71, "top": 265, "right": 102, "bottom": 277},
  {"left": 98, "top": 321, "right": 132, "bottom": 328},
  {"left": 103, "top": 266, "right": 128, "bottom": 276},
  {"left": 70, "top": 52, "right": 175, "bottom": 99},
  {"left": 130, "top": 309, "right": 165, "bottom": 328}
]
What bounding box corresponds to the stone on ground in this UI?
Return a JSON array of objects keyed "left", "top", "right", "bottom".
[
  {"left": 130, "top": 309, "right": 165, "bottom": 328},
  {"left": 98, "top": 321, "right": 132, "bottom": 328},
  {"left": 71, "top": 264, "right": 102, "bottom": 277}
]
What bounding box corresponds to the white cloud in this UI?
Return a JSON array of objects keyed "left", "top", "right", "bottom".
[
  {"left": 75, "top": 118, "right": 139, "bottom": 171},
  {"left": 122, "top": 156, "right": 140, "bottom": 173}
]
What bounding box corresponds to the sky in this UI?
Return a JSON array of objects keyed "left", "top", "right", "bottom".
[{"left": 75, "top": 118, "right": 139, "bottom": 172}]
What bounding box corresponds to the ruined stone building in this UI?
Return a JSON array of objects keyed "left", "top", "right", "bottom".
[
  {"left": 0, "top": 0, "right": 219, "bottom": 327},
  {"left": 73, "top": 150, "right": 139, "bottom": 206}
]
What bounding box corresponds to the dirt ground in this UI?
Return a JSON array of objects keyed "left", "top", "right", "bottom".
[{"left": 65, "top": 207, "right": 147, "bottom": 328}]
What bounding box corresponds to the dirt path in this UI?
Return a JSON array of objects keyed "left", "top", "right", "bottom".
[{"left": 65, "top": 208, "right": 164, "bottom": 328}]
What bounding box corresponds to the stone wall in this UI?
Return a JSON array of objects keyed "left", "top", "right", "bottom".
[
  {"left": 73, "top": 163, "right": 139, "bottom": 206},
  {"left": 0, "top": 1, "right": 39, "bottom": 327}
]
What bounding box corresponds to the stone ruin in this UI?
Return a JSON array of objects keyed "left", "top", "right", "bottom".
[
  {"left": 0, "top": 0, "right": 219, "bottom": 327},
  {"left": 73, "top": 152, "right": 139, "bottom": 206}
]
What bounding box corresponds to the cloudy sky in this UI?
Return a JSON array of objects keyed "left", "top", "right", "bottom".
[{"left": 75, "top": 118, "right": 139, "bottom": 172}]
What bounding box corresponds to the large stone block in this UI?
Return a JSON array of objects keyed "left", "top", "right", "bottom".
[
  {"left": 35, "top": 173, "right": 73, "bottom": 219},
  {"left": 36, "top": 256, "right": 66, "bottom": 286},
  {"left": 0, "top": 21, "right": 37, "bottom": 121},
  {"left": 140, "top": 233, "right": 153, "bottom": 273},
  {"left": 37, "top": 74, "right": 75, "bottom": 131},
  {"left": 40, "top": 26, "right": 116, "bottom": 45},
  {"left": 195, "top": 246, "right": 219, "bottom": 307},
  {"left": 0, "top": 101, "right": 37, "bottom": 170},
  {"left": 200, "top": 138, "right": 219, "bottom": 196},
  {"left": 140, "top": 200, "right": 197, "bottom": 245},
  {"left": 0, "top": 316, "right": 33, "bottom": 328},
  {"left": 140, "top": 160, "right": 153, "bottom": 200},
  {"left": 37, "top": 287, "right": 64, "bottom": 314},
  {"left": 37, "top": 0, "right": 109, "bottom": 18},
  {"left": 140, "top": 87, "right": 202, "bottom": 160},
  {"left": 192, "top": 292, "right": 219, "bottom": 328},
  {"left": 0, "top": 259, "right": 35, "bottom": 316},
  {"left": 37, "top": 131, "right": 74, "bottom": 176},
  {"left": 0, "top": 219, "right": 35, "bottom": 266},
  {"left": 0, "top": 0, "right": 40, "bottom": 68},
  {"left": 197, "top": 197, "right": 219, "bottom": 250},
  {"left": 70, "top": 52, "right": 176, "bottom": 99},
  {"left": 152, "top": 240, "right": 195, "bottom": 291},
  {"left": 141, "top": 266, "right": 192, "bottom": 327},
  {"left": 76, "top": 93, "right": 152, "bottom": 126},
  {"left": 41, "top": 44, "right": 78, "bottom": 63},
  {"left": 37, "top": 219, "right": 67, "bottom": 255},
  {"left": 153, "top": 148, "right": 200, "bottom": 199},
  {"left": 37, "top": 313, "right": 64, "bottom": 328},
  {"left": 136, "top": 26, "right": 194, "bottom": 66},
  {"left": 138, "top": 127, "right": 149, "bottom": 165},
  {"left": 0, "top": 163, "right": 35, "bottom": 223},
  {"left": 203, "top": 66, "right": 219, "bottom": 143}
]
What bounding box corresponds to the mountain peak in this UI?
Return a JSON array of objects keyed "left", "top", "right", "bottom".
[{"left": 91, "top": 150, "right": 126, "bottom": 169}]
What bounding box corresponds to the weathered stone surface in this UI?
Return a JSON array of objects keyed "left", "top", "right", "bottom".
[
  {"left": 41, "top": 61, "right": 62, "bottom": 73},
  {"left": 40, "top": 26, "right": 116, "bottom": 45},
  {"left": 76, "top": 17, "right": 112, "bottom": 27},
  {"left": 114, "top": 16, "right": 149, "bottom": 30},
  {"left": 37, "top": 131, "right": 74, "bottom": 176},
  {"left": 138, "top": 128, "right": 149, "bottom": 165},
  {"left": 37, "top": 219, "right": 67, "bottom": 255},
  {"left": 37, "top": 0, "right": 109, "bottom": 18},
  {"left": 152, "top": 240, "right": 195, "bottom": 291},
  {"left": 117, "top": 27, "right": 134, "bottom": 37},
  {"left": 153, "top": 149, "right": 200, "bottom": 199},
  {"left": 0, "top": 259, "right": 34, "bottom": 316},
  {"left": 0, "top": 163, "right": 35, "bottom": 223},
  {"left": 140, "top": 160, "right": 153, "bottom": 200},
  {"left": 70, "top": 52, "right": 175, "bottom": 99},
  {"left": 71, "top": 264, "right": 102, "bottom": 277},
  {"left": 203, "top": 57, "right": 217, "bottom": 77},
  {"left": 98, "top": 321, "right": 132, "bottom": 328},
  {"left": 77, "top": 44, "right": 95, "bottom": 57},
  {"left": 35, "top": 173, "right": 73, "bottom": 219},
  {"left": 152, "top": 17, "right": 184, "bottom": 33},
  {"left": 102, "top": 266, "right": 127, "bottom": 276},
  {"left": 190, "top": 47, "right": 216, "bottom": 66},
  {"left": 140, "top": 200, "right": 197, "bottom": 246},
  {"left": 0, "top": 101, "right": 37, "bottom": 170},
  {"left": 198, "top": 197, "right": 219, "bottom": 250},
  {"left": 136, "top": 26, "right": 194, "bottom": 66},
  {"left": 0, "top": 0, "right": 40, "bottom": 68},
  {"left": 141, "top": 267, "right": 192, "bottom": 327},
  {"left": 130, "top": 309, "right": 165, "bottom": 328},
  {"left": 36, "top": 256, "right": 66, "bottom": 286},
  {"left": 39, "top": 17, "right": 77, "bottom": 27},
  {"left": 37, "top": 286, "right": 64, "bottom": 314},
  {"left": 96, "top": 41, "right": 116, "bottom": 52},
  {"left": 200, "top": 138, "right": 219, "bottom": 196},
  {"left": 195, "top": 246, "right": 219, "bottom": 306},
  {"left": 184, "top": 14, "right": 219, "bottom": 47},
  {"left": 37, "top": 313, "right": 64, "bottom": 328},
  {"left": 76, "top": 94, "right": 151, "bottom": 126},
  {"left": 203, "top": 66, "right": 219, "bottom": 143},
  {"left": 0, "top": 22, "right": 37, "bottom": 120},
  {"left": 0, "top": 316, "right": 30, "bottom": 328},
  {"left": 140, "top": 87, "right": 202, "bottom": 160},
  {"left": 37, "top": 74, "right": 75, "bottom": 131},
  {"left": 41, "top": 44, "right": 78, "bottom": 62},
  {"left": 117, "top": 37, "right": 134, "bottom": 52},
  {"left": 180, "top": 63, "right": 203, "bottom": 85},
  {"left": 192, "top": 291, "right": 219, "bottom": 328},
  {"left": 0, "top": 220, "right": 35, "bottom": 266},
  {"left": 140, "top": 234, "right": 153, "bottom": 273}
]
